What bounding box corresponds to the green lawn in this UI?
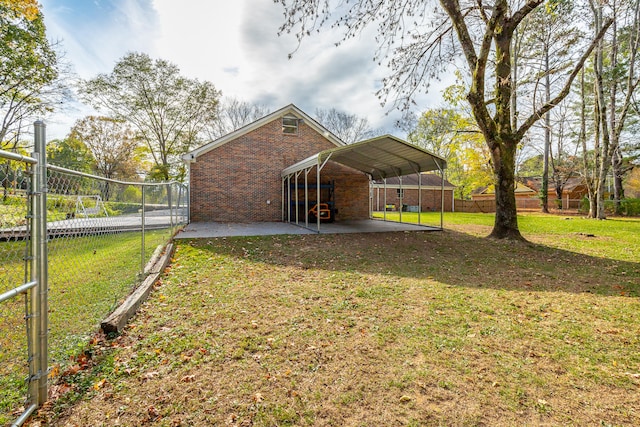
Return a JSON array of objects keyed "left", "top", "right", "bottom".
[
  {"left": 0, "top": 229, "right": 172, "bottom": 425},
  {"left": 43, "top": 213, "right": 640, "bottom": 426},
  {"left": 374, "top": 211, "right": 640, "bottom": 262}
]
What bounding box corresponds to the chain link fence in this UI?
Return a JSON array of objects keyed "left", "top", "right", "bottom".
[
  {"left": 0, "top": 151, "right": 38, "bottom": 426},
  {"left": 0, "top": 122, "right": 188, "bottom": 426}
]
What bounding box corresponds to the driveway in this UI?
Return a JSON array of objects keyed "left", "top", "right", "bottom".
[{"left": 175, "top": 220, "right": 440, "bottom": 239}]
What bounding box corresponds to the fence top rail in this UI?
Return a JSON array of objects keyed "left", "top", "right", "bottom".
[
  {"left": 0, "top": 149, "right": 38, "bottom": 164},
  {"left": 47, "top": 164, "right": 185, "bottom": 188}
]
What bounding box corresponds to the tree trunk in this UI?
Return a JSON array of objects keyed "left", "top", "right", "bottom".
[
  {"left": 488, "top": 142, "right": 523, "bottom": 240},
  {"left": 612, "top": 146, "right": 624, "bottom": 213},
  {"left": 541, "top": 49, "right": 551, "bottom": 213},
  {"left": 592, "top": 1, "right": 610, "bottom": 220}
]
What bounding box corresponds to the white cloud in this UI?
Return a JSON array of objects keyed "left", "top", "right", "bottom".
[{"left": 39, "top": 0, "right": 450, "bottom": 139}]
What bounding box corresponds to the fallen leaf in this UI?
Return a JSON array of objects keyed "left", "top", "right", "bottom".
[
  {"left": 144, "top": 371, "right": 160, "bottom": 380},
  {"left": 93, "top": 378, "right": 106, "bottom": 390},
  {"left": 148, "top": 405, "right": 159, "bottom": 420}
]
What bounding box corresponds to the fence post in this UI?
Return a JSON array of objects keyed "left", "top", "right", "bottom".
[
  {"left": 32, "top": 120, "right": 48, "bottom": 405},
  {"left": 141, "top": 186, "right": 146, "bottom": 275},
  {"left": 168, "top": 184, "right": 174, "bottom": 231}
]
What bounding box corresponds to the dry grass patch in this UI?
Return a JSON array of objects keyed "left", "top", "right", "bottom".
[{"left": 42, "top": 229, "right": 639, "bottom": 426}]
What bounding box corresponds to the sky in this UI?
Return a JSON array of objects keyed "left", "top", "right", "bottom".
[{"left": 39, "top": 0, "right": 449, "bottom": 140}]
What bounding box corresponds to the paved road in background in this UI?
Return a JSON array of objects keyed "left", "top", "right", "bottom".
[{"left": 0, "top": 208, "right": 187, "bottom": 240}]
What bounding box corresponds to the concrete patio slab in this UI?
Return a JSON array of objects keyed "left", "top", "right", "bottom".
[{"left": 175, "top": 220, "right": 440, "bottom": 239}]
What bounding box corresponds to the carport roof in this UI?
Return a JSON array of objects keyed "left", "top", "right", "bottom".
[{"left": 281, "top": 135, "right": 447, "bottom": 179}]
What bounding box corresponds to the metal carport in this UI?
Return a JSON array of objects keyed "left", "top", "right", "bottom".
[{"left": 281, "top": 135, "right": 447, "bottom": 232}]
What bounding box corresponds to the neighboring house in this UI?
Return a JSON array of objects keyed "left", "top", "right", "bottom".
[
  {"left": 183, "top": 104, "right": 447, "bottom": 225},
  {"left": 470, "top": 176, "right": 590, "bottom": 210},
  {"left": 371, "top": 174, "right": 455, "bottom": 212},
  {"left": 521, "top": 176, "right": 589, "bottom": 209},
  {"left": 471, "top": 182, "right": 539, "bottom": 210}
]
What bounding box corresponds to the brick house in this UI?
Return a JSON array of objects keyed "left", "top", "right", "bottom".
[
  {"left": 184, "top": 104, "right": 447, "bottom": 225},
  {"left": 184, "top": 104, "right": 369, "bottom": 223}
]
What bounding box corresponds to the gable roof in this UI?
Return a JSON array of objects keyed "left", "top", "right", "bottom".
[
  {"left": 183, "top": 104, "right": 345, "bottom": 162},
  {"left": 521, "top": 176, "right": 587, "bottom": 193},
  {"left": 281, "top": 135, "right": 447, "bottom": 180},
  {"left": 475, "top": 182, "right": 537, "bottom": 195}
]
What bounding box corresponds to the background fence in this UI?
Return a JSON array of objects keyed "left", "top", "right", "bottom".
[
  {"left": 454, "top": 198, "right": 586, "bottom": 213},
  {"left": 0, "top": 122, "right": 188, "bottom": 426}
]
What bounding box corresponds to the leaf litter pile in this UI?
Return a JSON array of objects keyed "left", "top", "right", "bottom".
[{"left": 42, "top": 230, "right": 639, "bottom": 426}]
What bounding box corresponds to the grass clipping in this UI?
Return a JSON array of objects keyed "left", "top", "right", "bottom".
[{"left": 48, "top": 230, "right": 639, "bottom": 426}]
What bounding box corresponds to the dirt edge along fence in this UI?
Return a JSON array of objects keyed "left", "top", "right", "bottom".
[{"left": 0, "top": 121, "right": 188, "bottom": 426}]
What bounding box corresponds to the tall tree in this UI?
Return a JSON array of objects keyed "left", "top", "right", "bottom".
[
  {"left": 46, "top": 136, "right": 94, "bottom": 173},
  {"left": 207, "top": 97, "right": 270, "bottom": 139},
  {"left": 584, "top": 0, "right": 640, "bottom": 218},
  {"left": 78, "top": 52, "right": 221, "bottom": 181},
  {"left": 70, "top": 116, "right": 141, "bottom": 182},
  {"left": 0, "top": 2, "right": 66, "bottom": 145},
  {"left": 547, "top": 103, "right": 582, "bottom": 206},
  {"left": 314, "top": 107, "right": 382, "bottom": 144},
  {"left": 277, "top": 0, "right": 612, "bottom": 240},
  {"left": 518, "top": 1, "right": 580, "bottom": 212}
]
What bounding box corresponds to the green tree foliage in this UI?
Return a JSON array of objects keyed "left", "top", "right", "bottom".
[
  {"left": 68, "top": 116, "right": 145, "bottom": 201},
  {"left": 78, "top": 52, "right": 221, "bottom": 181},
  {"left": 0, "top": 0, "right": 39, "bottom": 20},
  {"left": 46, "top": 137, "right": 94, "bottom": 173},
  {"left": 277, "top": 0, "right": 611, "bottom": 240},
  {"left": 0, "top": 3, "right": 62, "bottom": 144},
  {"left": 69, "top": 116, "right": 142, "bottom": 181},
  {"left": 518, "top": 154, "right": 544, "bottom": 177},
  {"left": 408, "top": 108, "right": 492, "bottom": 199}
]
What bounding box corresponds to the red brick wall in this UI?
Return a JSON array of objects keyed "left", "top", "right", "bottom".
[
  {"left": 189, "top": 118, "right": 369, "bottom": 222},
  {"left": 372, "top": 187, "right": 454, "bottom": 212}
]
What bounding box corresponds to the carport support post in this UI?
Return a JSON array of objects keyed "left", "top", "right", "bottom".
[
  {"left": 368, "top": 179, "right": 372, "bottom": 219},
  {"left": 316, "top": 164, "right": 320, "bottom": 232},
  {"left": 418, "top": 172, "right": 422, "bottom": 225},
  {"left": 287, "top": 175, "right": 291, "bottom": 222},
  {"left": 305, "top": 169, "right": 310, "bottom": 228},
  {"left": 383, "top": 178, "right": 387, "bottom": 221},
  {"left": 439, "top": 165, "right": 445, "bottom": 230},
  {"left": 281, "top": 178, "right": 285, "bottom": 222},
  {"left": 295, "top": 172, "right": 299, "bottom": 224},
  {"left": 399, "top": 176, "right": 403, "bottom": 224}
]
